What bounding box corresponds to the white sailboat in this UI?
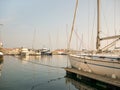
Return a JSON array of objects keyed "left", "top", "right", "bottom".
[{"left": 68, "top": 0, "right": 120, "bottom": 80}]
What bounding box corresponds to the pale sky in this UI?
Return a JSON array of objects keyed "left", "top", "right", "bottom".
[{"left": 0, "top": 0, "right": 120, "bottom": 50}]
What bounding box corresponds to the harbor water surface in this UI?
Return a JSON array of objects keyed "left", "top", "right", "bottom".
[{"left": 0, "top": 55, "right": 106, "bottom": 90}]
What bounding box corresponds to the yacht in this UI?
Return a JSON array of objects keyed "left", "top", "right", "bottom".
[{"left": 68, "top": 0, "right": 120, "bottom": 80}]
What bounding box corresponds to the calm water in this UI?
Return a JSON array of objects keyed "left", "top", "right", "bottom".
[{"left": 0, "top": 55, "right": 107, "bottom": 90}]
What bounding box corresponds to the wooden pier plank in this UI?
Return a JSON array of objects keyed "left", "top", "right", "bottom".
[{"left": 65, "top": 68, "right": 120, "bottom": 87}]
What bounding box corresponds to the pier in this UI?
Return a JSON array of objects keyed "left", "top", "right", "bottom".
[{"left": 65, "top": 68, "right": 120, "bottom": 88}]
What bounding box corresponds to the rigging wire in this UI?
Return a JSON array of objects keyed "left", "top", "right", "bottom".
[
  {"left": 32, "top": 29, "right": 36, "bottom": 49},
  {"left": 87, "top": 0, "right": 90, "bottom": 50},
  {"left": 91, "top": 7, "right": 96, "bottom": 50},
  {"left": 74, "top": 30, "right": 86, "bottom": 50},
  {"left": 114, "top": 0, "right": 116, "bottom": 36},
  {"left": 119, "top": 0, "right": 120, "bottom": 34},
  {"left": 100, "top": 1, "right": 110, "bottom": 46},
  {"left": 66, "top": 24, "right": 68, "bottom": 49},
  {"left": 100, "top": 4, "right": 109, "bottom": 36},
  {"left": 76, "top": 29, "right": 78, "bottom": 50},
  {"left": 113, "top": 0, "right": 116, "bottom": 78},
  {"left": 114, "top": 0, "right": 117, "bottom": 48}
]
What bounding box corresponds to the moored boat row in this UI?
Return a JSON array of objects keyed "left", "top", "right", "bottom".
[{"left": 20, "top": 47, "right": 53, "bottom": 56}]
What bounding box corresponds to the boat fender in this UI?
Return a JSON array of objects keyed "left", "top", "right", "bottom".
[
  {"left": 78, "top": 67, "right": 81, "bottom": 70},
  {"left": 88, "top": 69, "right": 92, "bottom": 73},
  {"left": 112, "top": 74, "right": 116, "bottom": 79}
]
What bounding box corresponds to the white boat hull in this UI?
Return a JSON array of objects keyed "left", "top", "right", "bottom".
[
  {"left": 0, "top": 52, "right": 3, "bottom": 58},
  {"left": 21, "top": 52, "right": 29, "bottom": 56},
  {"left": 69, "top": 54, "right": 120, "bottom": 80}
]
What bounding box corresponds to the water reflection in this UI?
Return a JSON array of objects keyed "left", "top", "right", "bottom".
[
  {"left": 19, "top": 56, "right": 41, "bottom": 61},
  {"left": 0, "top": 58, "right": 3, "bottom": 77},
  {"left": 17, "top": 55, "right": 68, "bottom": 68},
  {"left": 18, "top": 55, "right": 53, "bottom": 61},
  {"left": 65, "top": 77, "right": 97, "bottom": 90},
  {"left": 17, "top": 56, "right": 41, "bottom": 64},
  {"left": 65, "top": 75, "right": 119, "bottom": 90},
  {"left": 0, "top": 56, "right": 119, "bottom": 90}
]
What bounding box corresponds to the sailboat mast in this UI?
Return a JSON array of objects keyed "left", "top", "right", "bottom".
[
  {"left": 32, "top": 28, "right": 36, "bottom": 49},
  {"left": 96, "top": 0, "right": 100, "bottom": 51},
  {"left": 68, "top": 0, "right": 78, "bottom": 50}
]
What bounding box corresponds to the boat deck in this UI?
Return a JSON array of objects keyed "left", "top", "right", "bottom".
[{"left": 64, "top": 67, "right": 120, "bottom": 87}]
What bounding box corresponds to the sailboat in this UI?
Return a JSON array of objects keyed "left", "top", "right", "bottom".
[{"left": 68, "top": 0, "right": 120, "bottom": 80}]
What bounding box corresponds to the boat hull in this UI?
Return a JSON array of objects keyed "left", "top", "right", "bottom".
[{"left": 69, "top": 54, "right": 120, "bottom": 80}]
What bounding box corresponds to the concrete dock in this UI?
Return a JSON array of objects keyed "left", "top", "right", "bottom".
[{"left": 65, "top": 68, "right": 120, "bottom": 88}]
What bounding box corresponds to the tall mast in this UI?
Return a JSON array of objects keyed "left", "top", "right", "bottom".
[
  {"left": 96, "top": 0, "right": 100, "bottom": 51},
  {"left": 96, "top": 0, "right": 120, "bottom": 51},
  {"left": 68, "top": 0, "right": 78, "bottom": 50},
  {"left": 32, "top": 28, "right": 36, "bottom": 49}
]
